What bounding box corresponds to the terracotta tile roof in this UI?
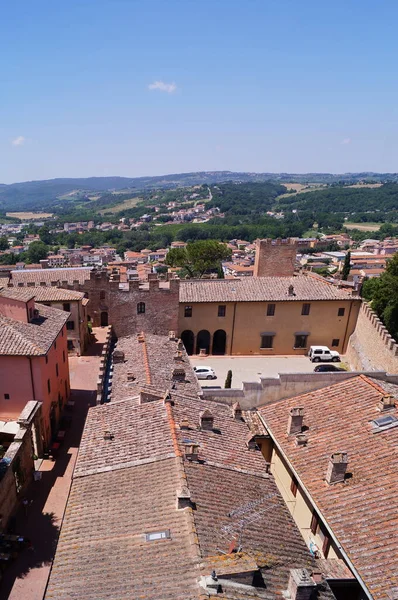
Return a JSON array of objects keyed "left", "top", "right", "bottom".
[
  {"left": 10, "top": 266, "right": 92, "bottom": 286},
  {"left": 179, "top": 276, "right": 355, "bottom": 303},
  {"left": 110, "top": 333, "right": 202, "bottom": 402},
  {"left": 0, "top": 286, "right": 84, "bottom": 302},
  {"left": 46, "top": 458, "right": 201, "bottom": 600},
  {"left": 0, "top": 287, "right": 35, "bottom": 302},
  {"left": 47, "top": 389, "right": 336, "bottom": 599},
  {"left": 0, "top": 303, "right": 69, "bottom": 356},
  {"left": 259, "top": 375, "right": 398, "bottom": 600},
  {"left": 74, "top": 398, "right": 175, "bottom": 477}
]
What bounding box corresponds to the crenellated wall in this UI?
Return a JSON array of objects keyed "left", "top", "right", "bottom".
[
  {"left": 10, "top": 269, "right": 180, "bottom": 339},
  {"left": 346, "top": 302, "right": 398, "bottom": 373}
]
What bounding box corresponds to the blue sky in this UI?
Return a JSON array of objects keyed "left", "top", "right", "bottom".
[{"left": 1, "top": 0, "right": 398, "bottom": 183}]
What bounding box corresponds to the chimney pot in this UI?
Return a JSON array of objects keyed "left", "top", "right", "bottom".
[
  {"left": 169, "top": 330, "right": 177, "bottom": 341},
  {"left": 325, "top": 452, "right": 348, "bottom": 485},
  {"left": 287, "top": 407, "right": 304, "bottom": 435},
  {"left": 112, "top": 349, "right": 125, "bottom": 363},
  {"left": 177, "top": 486, "right": 193, "bottom": 509},
  {"left": 179, "top": 419, "right": 190, "bottom": 430},
  {"left": 378, "top": 394, "right": 395, "bottom": 412},
  {"left": 200, "top": 409, "right": 214, "bottom": 431},
  {"left": 286, "top": 569, "right": 316, "bottom": 600},
  {"left": 295, "top": 433, "right": 308, "bottom": 447},
  {"left": 184, "top": 442, "right": 200, "bottom": 461},
  {"left": 232, "top": 402, "right": 243, "bottom": 420},
  {"left": 288, "top": 284, "right": 295, "bottom": 296}
]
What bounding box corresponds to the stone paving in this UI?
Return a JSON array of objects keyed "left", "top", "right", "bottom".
[{"left": 0, "top": 328, "right": 108, "bottom": 600}]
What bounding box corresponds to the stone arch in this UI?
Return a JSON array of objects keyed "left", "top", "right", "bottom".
[
  {"left": 212, "top": 329, "right": 226, "bottom": 355},
  {"left": 181, "top": 330, "right": 194, "bottom": 355},
  {"left": 196, "top": 330, "right": 211, "bottom": 355}
]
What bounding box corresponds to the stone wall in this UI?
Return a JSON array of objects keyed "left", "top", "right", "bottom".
[
  {"left": 12, "top": 269, "right": 180, "bottom": 339},
  {"left": 202, "top": 370, "right": 398, "bottom": 410},
  {"left": 346, "top": 302, "right": 398, "bottom": 373},
  {"left": 0, "top": 402, "right": 42, "bottom": 527},
  {"left": 254, "top": 238, "right": 297, "bottom": 277}
]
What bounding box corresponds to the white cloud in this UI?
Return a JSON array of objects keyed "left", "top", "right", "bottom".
[
  {"left": 341, "top": 138, "right": 351, "bottom": 145},
  {"left": 11, "top": 136, "right": 26, "bottom": 146},
  {"left": 148, "top": 80, "right": 177, "bottom": 93}
]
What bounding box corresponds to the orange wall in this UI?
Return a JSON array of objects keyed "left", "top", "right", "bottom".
[{"left": 0, "top": 324, "right": 70, "bottom": 447}]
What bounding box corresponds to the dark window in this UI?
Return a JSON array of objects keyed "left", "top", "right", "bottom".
[
  {"left": 218, "top": 305, "right": 226, "bottom": 317},
  {"left": 100, "top": 290, "right": 106, "bottom": 300},
  {"left": 47, "top": 379, "right": 51, "bottom": 394},
  {"left": 322, "top": 534, "right": 331, "bottom": 558},
  {"left": 267, "top": 303, "right": 276, "bottom": 316},
  {"left": 261, "top": 335, "right": 274, "bottom": 349},
  {"left": 67, "top": 340, "right": 74, "bottom": 350},
  {"left": 290, "top": 476, "right": 298, "bottom": 497},
  {"left": 294, "top": 334, "right": 308, "bottom": 349},
  {"left": 338, "top": 307, "right": 345, "bottom": 317},
  {"left": 66, "top": 321, "right": 75, "bottom": 330},
  {"left": 54, "top": 341, "right": 56, "bottom": 350},
  {"left": 56, "top": 363, "right": 59, "bottom": 377},
  {"left": 184, "top": 306, "right": 192, "bottom": 318},
  {"left": 61, "top": 328, "right": 64, "bottom": 336},
  {"left": 302, "top": 303, "right": 311, "bottom": 316},
  {"left": 310, "top": 511, "right": 319, "bottom": 535},
  {"left": 63, "top": 303, "right": 71, "bottom": 312},
  {"left": 65, "top": 381, "right": 68, "bottom": 396},
  {"left": 331, "top": 338, "right": 340, "bottom": 347},
  {"left": 4, "top": 394, "right": 10, "bottom": 400},
  {"left": 45, "top": 356, "right": 48, "bottom": 364},
  {"left": 137, "top": 302, "right": 146, "bottom": 314},
  {"left": 63, "top": 351, "right": 66, "bottom": 363}
]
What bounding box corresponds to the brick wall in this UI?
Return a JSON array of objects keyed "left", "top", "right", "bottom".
[
  {"left": 254, "top": 238, "right": 297, "bottom": 277},
  {"left": 346, "top": 302, "right": 398, "bottom": 373}
]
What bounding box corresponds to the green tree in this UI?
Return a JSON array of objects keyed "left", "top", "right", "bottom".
[
  {"left": 362, "top": 254, "right": 398, "bottom": 340},
  {"left": 225, "top": 370, "right": 232, "bottom": 389},
  {"left": 341, "top": 251, "right": 351, "bottom": 280},
  {"left": 27, "top": 241, "right": 49, "bottom": 263},
  {"left": 0, "top": 237, "right": 9, "bottom": 251},
  {"left": 165, "top": 240, "right": 231, "bottom": 278}
]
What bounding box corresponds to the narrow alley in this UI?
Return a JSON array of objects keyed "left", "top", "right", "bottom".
[{"left": 0, "top": 328, "right": 108, "bottom": 600}]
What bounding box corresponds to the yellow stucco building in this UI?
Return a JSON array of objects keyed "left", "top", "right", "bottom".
[{"left": 178, "top": 275, "right": 361, "bottom": 355}]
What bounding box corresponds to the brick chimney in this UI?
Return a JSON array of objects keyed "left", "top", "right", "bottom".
[
  {"left": 184, "top": 442, "right": 200, "bottom": 461},
  {"left": 378, "top": 394, "right": 395, "bottom": 412},
  {"left": 325, "top": 452, "right": 348, "bottom": 485},
  {"left": 285, "top": 569, "right": 317, "bottom": 600},
  {"left": 232, "top": 402, "right": 243, "bottom": 420},
  {"left": 287, "top": 407, "right": 304, "bottom": 435},
  {"left": 200, "top": 409, "right": 214, "bottom": 431}
]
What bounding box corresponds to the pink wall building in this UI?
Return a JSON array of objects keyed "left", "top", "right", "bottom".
[{"left": 0, "top": 288, "right": 70, "bottom": 450}]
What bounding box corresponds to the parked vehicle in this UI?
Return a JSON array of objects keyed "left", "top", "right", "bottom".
[
  {"left": 193, "top": 366, "right": 217, "bottom": 380},
  {"left": 308, "top": 345, "right": 341, "bottom": 363},
  {"left": 314, "top": 364, "right": 346, "bottom": 372}
]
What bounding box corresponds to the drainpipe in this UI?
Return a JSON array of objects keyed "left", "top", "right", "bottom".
[
  {"left": 28, "top": 357, "right": 36, "bottom": 400},
  {"left": 230, "top": 302, "right": 237, "bottom": 354}
]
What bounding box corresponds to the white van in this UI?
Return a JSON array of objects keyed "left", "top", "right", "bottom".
[{"left": 308, "top": 346, "right": 341, "bottom": 363}]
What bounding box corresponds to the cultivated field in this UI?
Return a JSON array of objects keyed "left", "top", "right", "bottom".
[
  {"left": 345, "top": 222, "right": 382, "bottom": 231},
  {"left": 98, "top": 196, "right": 142, "bottom": 214},
  {"left": 6, "top": 211, "right": 53, "bottom": 220},
  {"left": 279, "top": 183, "right": 326, "bottom": 199},
  {"left": 347, "top": 183, "right": 383, "bottom": 189}
]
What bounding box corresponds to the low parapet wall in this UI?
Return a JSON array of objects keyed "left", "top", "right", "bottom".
[
  {"left": 346, "top": 302, "right": 398, "bottom": 373},
  {"left": 202, "top": 370, "right": 398, "bottom": 410}
]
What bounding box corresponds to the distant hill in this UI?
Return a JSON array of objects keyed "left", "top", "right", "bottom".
[{"left": 1, "top": 171, "right": 398, "bottom": 212}]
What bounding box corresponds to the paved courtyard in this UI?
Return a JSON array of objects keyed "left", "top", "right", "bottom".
[
  {"left": 0, "top": 328, "right": 107, "bottom": 600},
  {"left": 191, "top": 355, "right": 322, "bottom": 389}
]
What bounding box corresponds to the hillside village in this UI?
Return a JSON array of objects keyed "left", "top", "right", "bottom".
[{"left": 0, "top": 236, "right": 397, "bottom": 599}]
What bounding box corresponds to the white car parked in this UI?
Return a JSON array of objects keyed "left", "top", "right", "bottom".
[
  {"left": 193, "top": 366, "right": 217, "bottom": 380},
  {"left": 308, "top": 345, "right": 341, "bottom": 363}
]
